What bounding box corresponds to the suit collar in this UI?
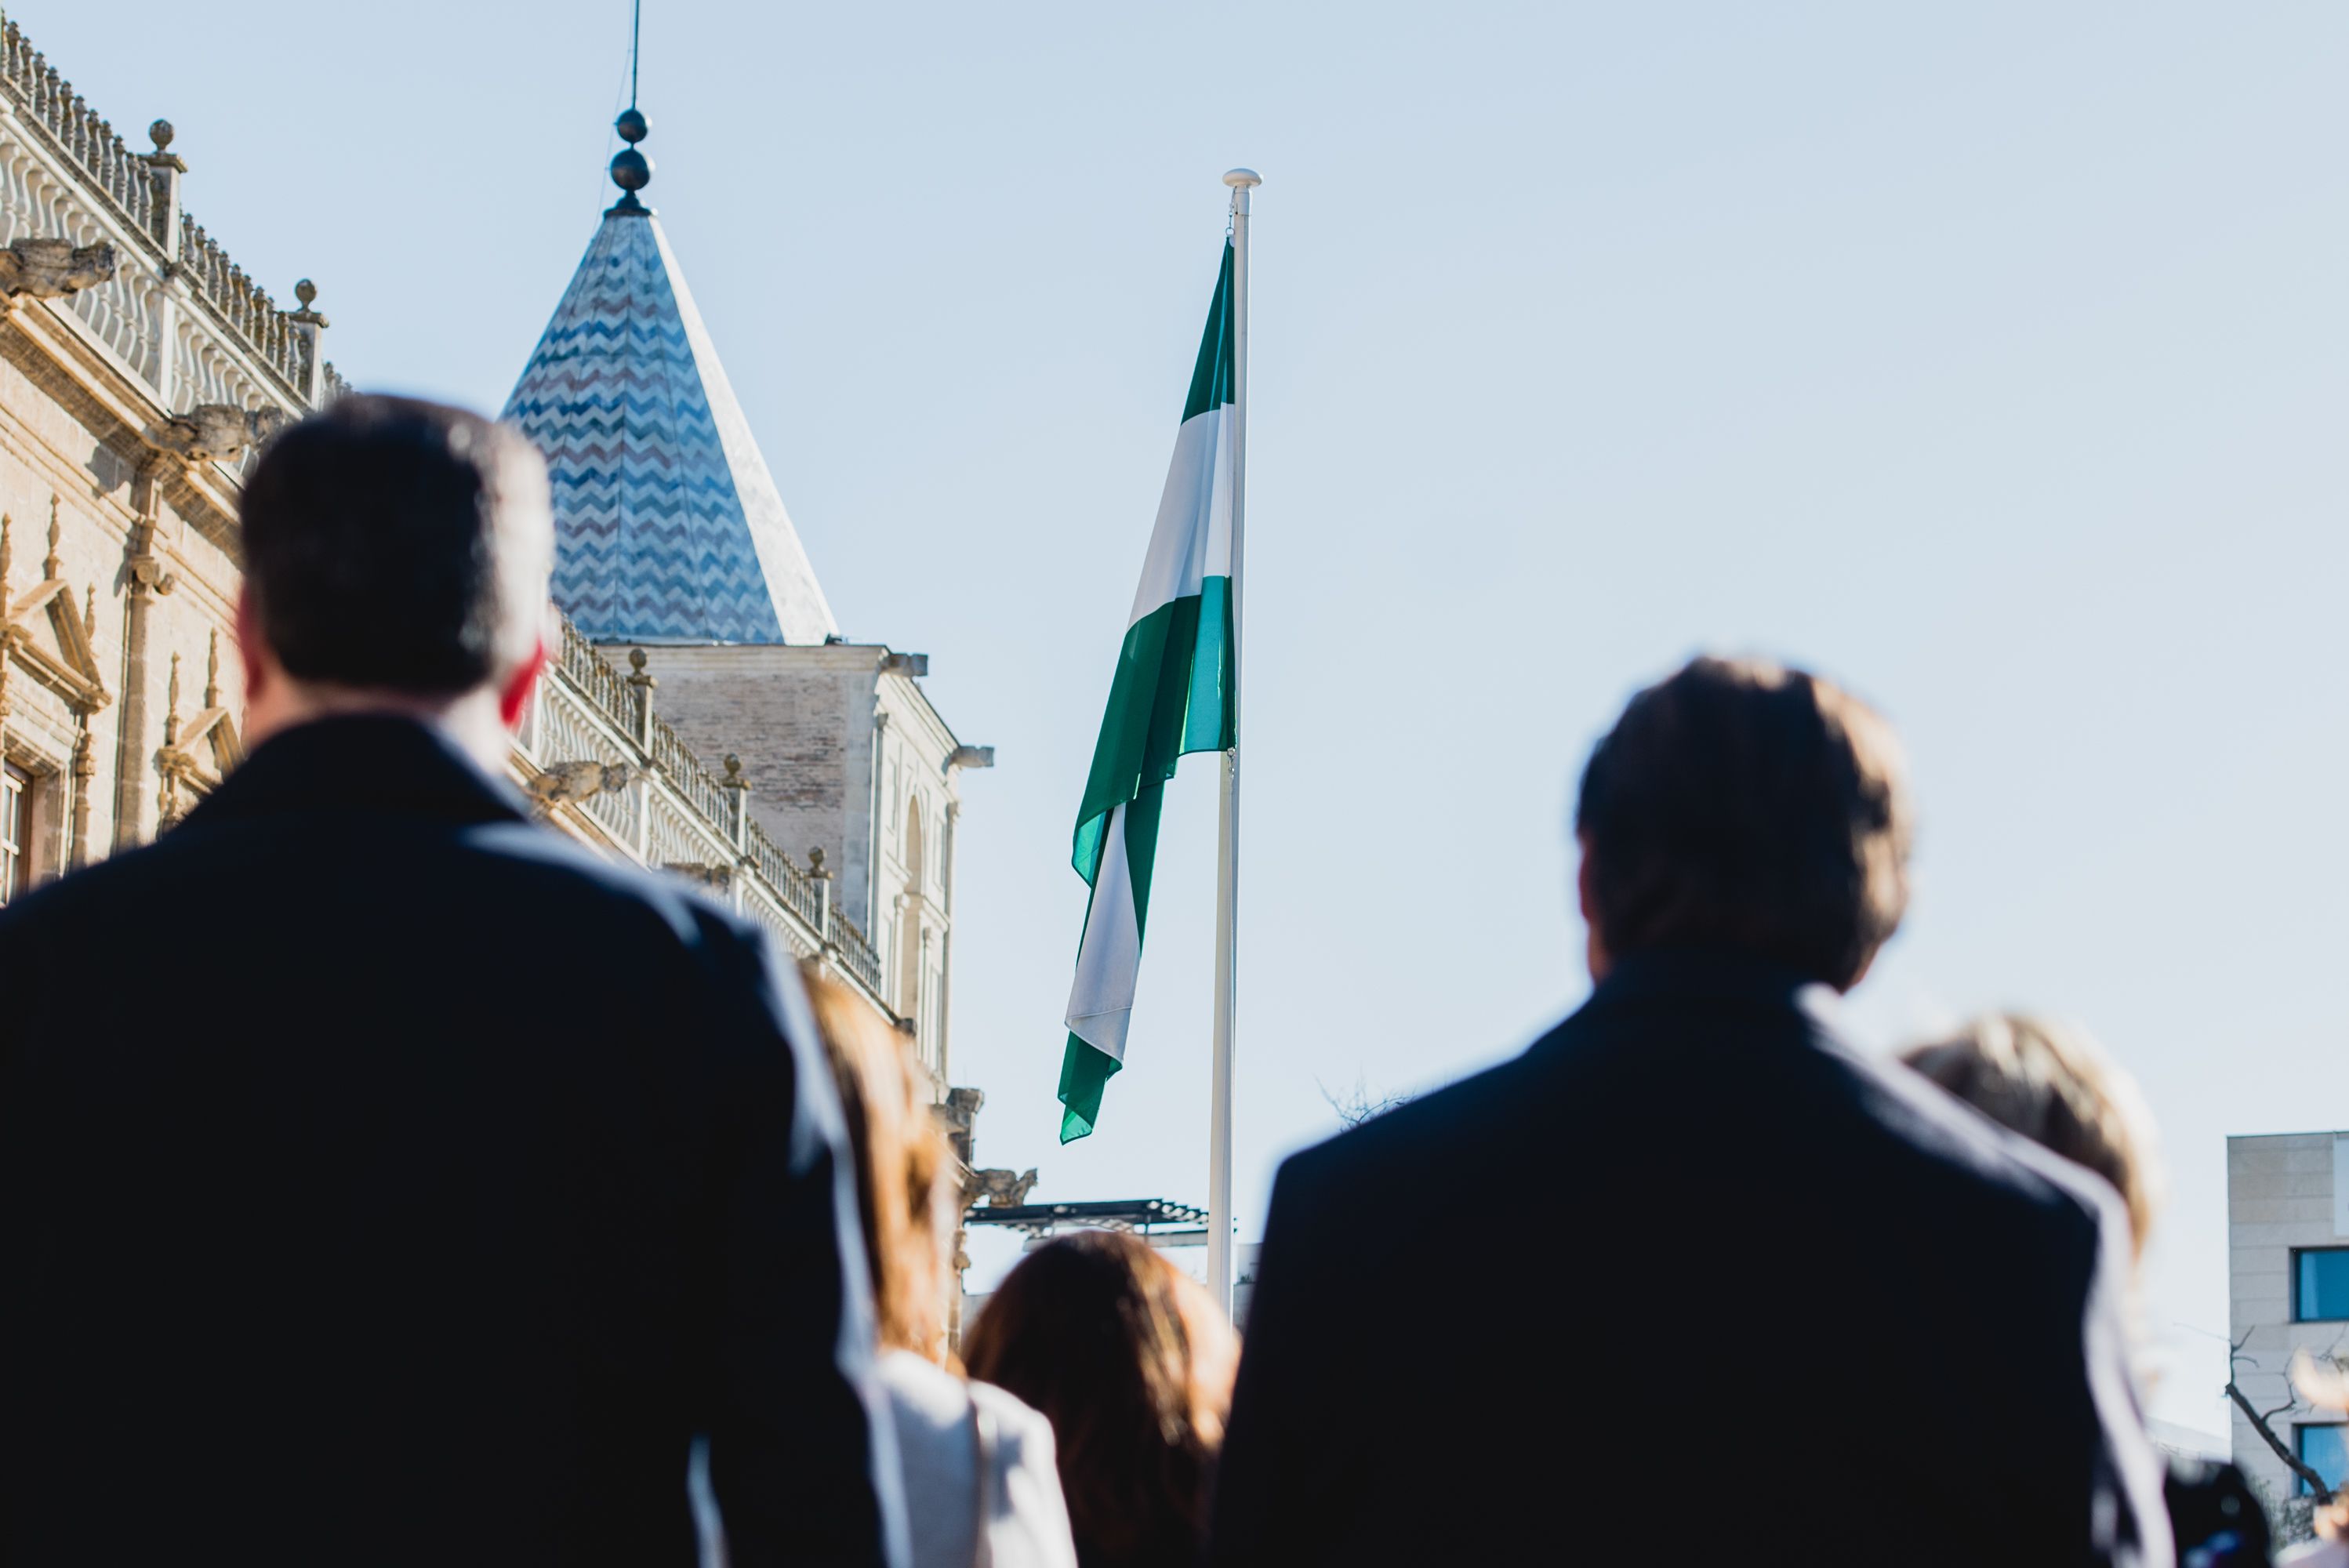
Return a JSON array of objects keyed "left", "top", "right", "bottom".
[
  {"left": 1581, "top": 945, "right": 1847, "bottom": 1029},
  {"left": 180, "top": 715, "right": 530, "bottom": 830}
]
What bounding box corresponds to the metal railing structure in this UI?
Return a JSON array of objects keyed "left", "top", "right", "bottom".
[
  {"left": 523, "top": 619, "right": 894, "bottom": 1010},
  {"left": 0, "top": 9, "right": 347, "bottom": 416}
]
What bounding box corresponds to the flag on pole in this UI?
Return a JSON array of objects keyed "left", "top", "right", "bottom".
[{"left": 1058, "top": 242, "right": 1239, "bottom": 1142}]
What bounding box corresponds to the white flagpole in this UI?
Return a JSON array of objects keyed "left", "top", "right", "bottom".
[{"left": 1209, "top": 167, "right": 1258, "bottom": 1318}]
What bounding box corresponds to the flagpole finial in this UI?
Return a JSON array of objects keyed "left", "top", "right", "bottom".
[
  {"left": 1222, "top": 168, "right": 1261, "bottom": 189},
  {"left": 607, "top": 107, "right": 654, "bottom": 216}
]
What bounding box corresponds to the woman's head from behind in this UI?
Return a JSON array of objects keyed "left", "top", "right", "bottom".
[
  {"left": 962, "top": 1231, "right": 1238, "bottom": 1566},
  {"left": 801, "top": 964, "right": 950, "bottom": 1361},
  {"left": 1901, "top": 1012, "right": 2162, "bottom": 1259}
]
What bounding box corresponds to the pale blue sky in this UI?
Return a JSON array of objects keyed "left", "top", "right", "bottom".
[{"left": 42, "top": 2, "right": 2346, "bottom": 1434}]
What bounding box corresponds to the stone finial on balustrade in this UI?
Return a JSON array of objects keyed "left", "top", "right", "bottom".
[
  {"left": 808, "top": 845, "right": 833, "bottom": 935},
  {"left": 625, "top": 647, "right": 656, "bottom": 748},
  {"left": 140, "top": 120, "right": 184, "bottom": 261},
  {"left": 288, "top": 279, "right": 331, "bottom": 408},
  {"left": 720, "top": 753, "right": 750, "bottom": 848}
]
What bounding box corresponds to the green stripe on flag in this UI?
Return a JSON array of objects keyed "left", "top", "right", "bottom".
[
  {"left": 1070, "top": 579, "right": 1234, "bottom": 884},
  {"left": 1058, "top": 1034, "right": 1119, "bottom": 1142},
  {"left": 1181, "top": 243, "right": 1236, "bottom": 423}
]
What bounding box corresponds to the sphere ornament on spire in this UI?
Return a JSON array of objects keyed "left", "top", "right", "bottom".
[{"left": 607, "top": 109, "right": 654, "bottom": 216}]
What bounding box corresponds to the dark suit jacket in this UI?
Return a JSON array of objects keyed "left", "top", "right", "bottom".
[
  {"left": 1209, "top": 948, "right": 2171, "bottom": 1567},
  {"left": 0, "top": 717, "right": 905, "bottom": 1567}
]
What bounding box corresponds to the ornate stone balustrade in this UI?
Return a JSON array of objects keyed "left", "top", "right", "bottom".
[
  {"left": 527, "top": 615, "right": 894, "bottom": 1013},
  {"left": 0, "top": 9, "right": 345, "bottom": 418}
]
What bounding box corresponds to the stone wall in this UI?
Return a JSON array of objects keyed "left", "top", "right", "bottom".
[{"left": 624, "top": 639, "right": 972, "bottom": 1080}]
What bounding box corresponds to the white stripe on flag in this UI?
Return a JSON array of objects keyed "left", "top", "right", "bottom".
[
  {"left": 1125, "top": 405, "right": 1235, "bottom": 626},
  {"left": 1065, "top": 801, "right": 1142, "bottom": 1063}
]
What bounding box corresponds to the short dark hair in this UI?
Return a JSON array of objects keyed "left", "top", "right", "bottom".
[
  {"left": 239, "top": 394, "right": 550, "bottom": 696},
  {"left": 1574, "top": 656, "right": 1912, "bottom": 989}
]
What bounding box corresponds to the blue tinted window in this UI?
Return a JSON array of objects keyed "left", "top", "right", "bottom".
[
  {"left": 2297, "top": 1425, "right": 2347, "bottom": 1497},
  {"left": 2296, "top": 1250, "right": 2349, "bottom": 1321}
]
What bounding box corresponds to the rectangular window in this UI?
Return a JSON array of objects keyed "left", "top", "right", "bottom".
[
  {"left": 0, "top": 764, "right": 24, "bottom": 906},
  {"left": 2297, "top": 1424, "right": 2348, "bottom": 1497},
  {"left": 2296, "top": 1250, "right": 2349, "bottom": 1322}
]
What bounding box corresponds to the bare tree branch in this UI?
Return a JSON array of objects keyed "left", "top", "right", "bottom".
[
  {"left": 1317, "top": 1076, "right": 1415, "bottom": 1131},
  {"left": 2227, "top": 1375, "right": 2336, "bottom": 1499}
]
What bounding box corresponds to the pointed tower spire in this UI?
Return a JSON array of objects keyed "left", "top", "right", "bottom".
[{"left": 501, "top": 66, "right": 838, "bottom": 647}]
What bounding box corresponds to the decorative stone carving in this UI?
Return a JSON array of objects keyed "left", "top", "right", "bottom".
[
  {"left": 965, "top": 1167, "right": 1040, "bottom": 1209},
  {"left": 662, "top": 861, "right": 733, "bottom": 893},
  {"left": 154, "top": 634, "right": 238, "bottom": 832},
  {"left": 0, "top": 238, "right": 118, "bottom": 299},
  {"left": 155, "top": 403, "right": 288, "bottom": 465},
  {"left": 3, "top": 504, "right": 112, "bottom": 716},
  {"left": 528, "top": 758, "right": 634, "bottom": 805}
]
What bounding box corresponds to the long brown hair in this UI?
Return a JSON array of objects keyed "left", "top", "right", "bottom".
[
  {"left": 801, "top": 964, "right": 949, "bottom": 1360},
  {"left": 961, "top": 1231, "right": 1237, "bottom": 1568}
]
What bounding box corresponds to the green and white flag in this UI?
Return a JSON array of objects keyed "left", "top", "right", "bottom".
[{"left": 1058, "top": 242, "right": 1239, "bottom": 1142}]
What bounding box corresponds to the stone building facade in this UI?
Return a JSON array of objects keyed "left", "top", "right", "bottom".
[
  {"left": 0, "top": 11, "right": 313, "bottom": 890},
  {"left": 0, "top": 12, "right": 987, "bottom": 1083},
  {"left": 0, "top": 15, "right": 1024, "bottom": 1342}
]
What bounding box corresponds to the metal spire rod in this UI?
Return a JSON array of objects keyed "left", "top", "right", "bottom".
[
  {"left": 1208, "top": 165, "right": 1260, "bottom": 1319},
  {"left": 629, "top": 0, "right": 641, "bottom": 109}
]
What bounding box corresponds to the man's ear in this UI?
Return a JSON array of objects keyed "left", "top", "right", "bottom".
[
  {"left": 496, "top": 633, "right": 550, "bottom": 731},
  {"left": 234, "top": 590, "right": 270, "bottom": 707},
  {"left": 1577, "top": 837, "right": 1612, "bottom": 982}
]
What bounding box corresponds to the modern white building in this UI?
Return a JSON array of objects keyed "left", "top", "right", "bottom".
[{"left": 2227, "top": 1131, "right": 2349, "bottom": 1508}]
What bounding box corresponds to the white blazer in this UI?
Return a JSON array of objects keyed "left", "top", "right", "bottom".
[{"left": 880, "top": 1351, "right": 1080, "bottom": 1568}]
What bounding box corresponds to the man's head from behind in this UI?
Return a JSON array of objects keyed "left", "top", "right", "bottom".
[
  {"left": 1574, "top": 655, "right": 1912, "bottom": 991},
  {"left": 237, "top": 395, "right": 554, "bottom": 760}
]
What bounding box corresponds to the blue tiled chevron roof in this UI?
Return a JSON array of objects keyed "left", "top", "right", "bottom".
[{"left": 503, "top": 212, "right": 837, "bottom": 644}]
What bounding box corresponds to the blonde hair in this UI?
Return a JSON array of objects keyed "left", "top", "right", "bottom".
[
  {"left": 1901, "top": 1014, "right": 2162, "bottom": 1258},
  {"left": 801, "top": 964, "right": 951, "bottom": 1361}
]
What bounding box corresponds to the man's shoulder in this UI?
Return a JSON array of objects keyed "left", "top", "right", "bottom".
[
  {"left": 452, "top": 820, "right": 772, "bottom": 954},
  {"left": 1271, "top": 1040, "right": 1553, "bottom": 1207},
  {"left": 0, "top": 811, "right": 769, "bottom": 973},
  {"left": 1840, "top": 1038, "right": 2117, "bottom": 1240}
]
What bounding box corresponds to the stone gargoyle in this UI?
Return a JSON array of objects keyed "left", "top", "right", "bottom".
[
  {"left": 965, "top": 1167, "right": 1040, "bottom": 1209},
  {"left": 0, "top": 237, "right": 118, "bottom": 299},
  {"left": 529, "top": 759, "right": 634, "bottom": 806},
  {"left": 155, "top": 403, "right": 289, "bottom": 465}
]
